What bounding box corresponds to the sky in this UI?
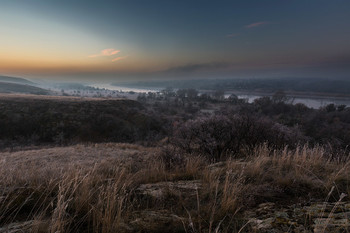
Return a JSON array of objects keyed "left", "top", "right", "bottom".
[{"left": 0, "top": 0, "right": 350, "bottom": 82}]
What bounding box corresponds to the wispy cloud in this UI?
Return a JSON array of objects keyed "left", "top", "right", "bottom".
[
  {"left": 88, "top": 48, "right": 120, "bottom": 58},
  {"left": 112, "top": 56, "right": 128, "bottom": 62},
  {"left": 226, "top": 22, "right": 270, "bottom": 38},
  {"left": 227, "top": 33, "right": 240, "bottom": 38},
  {"left": 245, "top": 21, "right": 269, "bottom": 28}
]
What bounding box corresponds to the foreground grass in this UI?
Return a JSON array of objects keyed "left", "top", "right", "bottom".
[{"left": 0, "top": 143, "right": 349, "bottom": 232}]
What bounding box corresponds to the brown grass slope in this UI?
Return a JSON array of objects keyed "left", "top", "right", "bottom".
[{"left": 0, "top": 143, "right": 349, "bottom": 232}]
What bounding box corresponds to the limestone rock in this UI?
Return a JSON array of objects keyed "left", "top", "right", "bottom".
[
  {"left": 129, "top": 210, "right": 185, "bottom": 233},
  {"left": 136, "top": 180, "right": 202, "bottom": 199},
  {"left": 246, "top": 201, "right": 350, "bottom": 233}
]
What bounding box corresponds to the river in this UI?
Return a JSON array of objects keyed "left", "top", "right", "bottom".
[{"left": 89, "top": 84, "right": 350, "bottom": 109}]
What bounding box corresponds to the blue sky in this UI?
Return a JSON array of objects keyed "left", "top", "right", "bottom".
[{"left": 1, "top": 0, "right": 349, "bottom": 81}]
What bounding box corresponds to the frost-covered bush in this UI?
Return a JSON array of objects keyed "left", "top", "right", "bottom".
[{"left": 171, "top": 114, "right": 304, "bottom": 160}]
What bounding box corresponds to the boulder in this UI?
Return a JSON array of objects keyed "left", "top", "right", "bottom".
[{"left": 136, "top": 180, "right": 202, "bottom": 199}]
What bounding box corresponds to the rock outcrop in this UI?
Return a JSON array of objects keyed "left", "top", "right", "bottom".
[{"left": 246, "top": 202, "right": 350, "bottom": 233}]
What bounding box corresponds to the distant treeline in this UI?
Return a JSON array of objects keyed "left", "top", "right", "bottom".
[
  {"left": 241, "top": 97, "right": 350, "bottom": 150},
  {"left": 1, "top": 90, "right": 350, "bottom": 153},
  {"left": 114, "top": 77, "right": 350, "bottom": 95},
  {"left": 0, "top": 98, "right": 164, "bottom": 148},
  {"left": 138, "top": 89, "right": 350, "bottom": 152}
]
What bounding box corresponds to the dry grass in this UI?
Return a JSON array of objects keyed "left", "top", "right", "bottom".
[{"left": 0, "top": 143, "right": 349, "bottom": 232}]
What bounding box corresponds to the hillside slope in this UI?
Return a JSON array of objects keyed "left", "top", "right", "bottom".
[
  {"left": 0, "top": 143, "right": 349, "bottom": 232},
  {"left": 0, "top": 75, "right": 34, "bottom": 85},
  {"left": 0, "top": 82, "right": 51, "bottom": 95}
]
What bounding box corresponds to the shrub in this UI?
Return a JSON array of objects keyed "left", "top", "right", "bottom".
[
  {"left": 0, "top": 98, "right": 164, "bottom": 148},
  {"left": 159, "top": 146, "right": 185, "bottom": 169},
  {"left": 170, "top": 114, "right": 304, "bottom": 161}
]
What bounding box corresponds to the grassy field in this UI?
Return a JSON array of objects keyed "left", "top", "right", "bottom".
[{"left": 0, "top": 143, "right": 349, "bottom": 232}]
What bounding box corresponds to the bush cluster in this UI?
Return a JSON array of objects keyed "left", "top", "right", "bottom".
[
  {"left": 170, "top": 114, "right": 304, "bottom": 161},
  {"left": 0, "top": 98, "right": 164, "bottom": 148}
]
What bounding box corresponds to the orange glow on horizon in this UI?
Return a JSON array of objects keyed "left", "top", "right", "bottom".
[{"left": 0, "top": 55, "right": 169, "bottom": 74}]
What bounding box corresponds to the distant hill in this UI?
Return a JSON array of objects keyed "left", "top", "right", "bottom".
[
  {"left": 0, "top": 82, "right": 51, "bottom": 95},
  {"left": 0, "top": 75, "right": 35, "bottom": 85}
]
